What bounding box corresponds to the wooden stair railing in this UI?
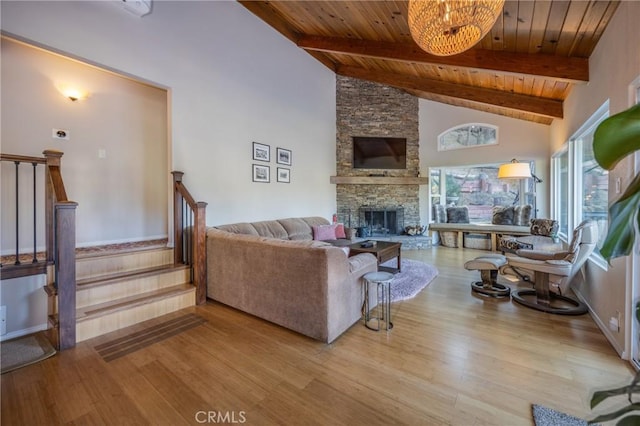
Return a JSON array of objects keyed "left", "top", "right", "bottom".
[
  {"left": 172, "top": 171, "right": 207, "bottom": 305},
  {"left": 0, "top": 150, "right": 77, "bottom": 350}
]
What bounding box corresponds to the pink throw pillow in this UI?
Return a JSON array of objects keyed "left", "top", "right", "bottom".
[
  {"left": 334, "top": 223, "right": 346, "bottom": 239},
  {"left": 313, "top": 225, "right": 337, "bottom": 241}
]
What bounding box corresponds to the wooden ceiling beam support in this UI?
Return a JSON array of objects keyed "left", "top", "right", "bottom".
[
  {"left": 299, "top": 35, "right": 589, "bottom": 83},
  {"left": 238, "top": 1, "right": 299, "bottom": 42},
  {"left": 338, "top": 66, "right": 563, "bottom": 119}
]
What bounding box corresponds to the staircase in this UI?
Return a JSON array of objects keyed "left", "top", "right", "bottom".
[
  {"left": 2, "top": 150, "right": 207, "bottom": 349},
  {"left": 66, "top": 242, "right": 196, "bottom": 342}
]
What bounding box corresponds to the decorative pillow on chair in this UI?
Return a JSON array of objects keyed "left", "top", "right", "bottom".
[
  {"left": 499, "top": 236, "right": 533, "bottom": 253},
  {"left": 492, "top": 206, "right": 514, "bottom": 225},
  {"left": 513, "top": 204, "right": 532, "bottom": 226},
  {"left": 313, "top": 225, "right": 337, "bottom": 241},
  {"left": 530, "top": 218, "right": 558, "bottom": 237},
  {"left": 446, "top": 206, "right": 469, "bottom": 223}
]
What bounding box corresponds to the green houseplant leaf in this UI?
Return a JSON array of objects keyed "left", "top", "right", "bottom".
[
  {"left": 599, "top": 173, "right": 640, "bottom": 260},
  {"left": 593, "top": 104, "right": 640, "bottom": 170},
  {"left": 592, "top": 103, "right": 640, "bottom": 261},
  {"left": 591, "top": 377, "right": 640, "bottom": 409}
]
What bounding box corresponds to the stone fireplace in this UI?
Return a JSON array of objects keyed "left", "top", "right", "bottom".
[{"left": 334, "top": 76, "right": 422, "bottom": 234}]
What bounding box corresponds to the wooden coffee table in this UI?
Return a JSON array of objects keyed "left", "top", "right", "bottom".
[{"left": 349, "top": 240, "right": 402, "bottom": 273}]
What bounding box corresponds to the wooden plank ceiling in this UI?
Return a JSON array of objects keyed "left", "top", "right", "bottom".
[{"left": 239, "top": 1, "right": 619, "bottom": 124}]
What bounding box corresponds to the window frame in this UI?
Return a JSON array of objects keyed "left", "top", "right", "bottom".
[
  {"left": 428, "top": 161, "right": 535, "bottom": 224},
  {"left": 437, "top": 123, "right": 498, "bottom": 152},
  {"left": 551, "top": 146, "right": 570, "bottom": 241},
  {"left": 551, "top": 100, "right": 609, "bottom": 270}
]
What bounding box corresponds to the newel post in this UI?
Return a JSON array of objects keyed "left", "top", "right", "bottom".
[
  {"left": 172, "top": 171, "right": 184, "bottom": 265},
  {"left": 43, "top": 150, "right": 64, "bottom": 263},
  {"left": 193, "top": 201, "right": 207, "bottom": 305},
  {"left": 56, "top": 201, "right": 78, "bottom": 350}
]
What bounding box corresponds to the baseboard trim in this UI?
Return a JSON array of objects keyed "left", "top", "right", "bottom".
[
  {"left": 0, "top": 323, "right": 48, "bottom": 342},
  {"left": 574, "top": 288, "right": 625, "bottom": 358}
]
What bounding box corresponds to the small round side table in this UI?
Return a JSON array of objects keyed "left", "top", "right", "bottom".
[{"left": 362, "top": 271, "right": 395, "bottom": 331}]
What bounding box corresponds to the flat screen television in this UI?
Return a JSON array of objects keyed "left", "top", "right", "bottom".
[{"left": 352, "top": 136, "right": 407, "bottom": 169}]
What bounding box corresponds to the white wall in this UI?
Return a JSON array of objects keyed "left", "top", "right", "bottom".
[
  {"left": 549, "top": 1, "right": 640, "bottom": 357},
  {"left": 1, "top": 37, "right": 168, "bottom": 250},
  {"left": 1, "top": 1, "right": 337, "bottom": 228},
  {"left": 0, "top": 0, "right": 336, "bottom": 339},
  {"left": 0, "top": 275, "right": 48, "bottom": 340},
  {"left": 418, "top": 101, "right": 550, "bottom": 225}
]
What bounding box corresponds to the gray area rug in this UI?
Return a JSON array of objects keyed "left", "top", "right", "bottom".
[
  {"left": 380, "top": 258, "right": 438, "bottom": 302},
  {"left": 1, "top": 332, "right": 56, "bottom": 374},
  {"left": 532, "top": 404, "right": 598, "bottom": 426}
]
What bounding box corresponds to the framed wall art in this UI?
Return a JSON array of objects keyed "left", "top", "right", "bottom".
[
  {"left": 252, "top": 164, "right": 270, "bottom": 183},
  {"left": 277, "top": 167, "right": 290, "bottom": 183},
  {"left": 276, "top": 147, "right": 292, "bottom": 166},
  {"left": 253, "top": 142, "right": 270, "bottom": 162}
]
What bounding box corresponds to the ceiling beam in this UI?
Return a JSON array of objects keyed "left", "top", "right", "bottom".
[
  {"left": 337, "top": 66, "right": 564, "bottom": 119},
  {"left": 299, "top": 35, "right": 589, "bottom": 83},
  {"left": 405, "top": 89, "right": 554, "bottom": 125},
  {"left": 238, "top": 1, "right": 299, "bottom": 42}
]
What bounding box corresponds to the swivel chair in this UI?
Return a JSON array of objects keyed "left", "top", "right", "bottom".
[{"left": 500, "top": 220, "right": 598, "bottom": 315}]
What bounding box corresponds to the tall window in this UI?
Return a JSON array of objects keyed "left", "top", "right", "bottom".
[
  {"left": 552, "top": 101, "right": 609, "bottom": 268},
  {"left": 578, "top": 133, "right": 609, "bottom": 244},
  {"left": 429, "top": 163, "right": 534, "bottom": 223},
  {"left": 554, "top": 148, "right": 570, "bottom": 237}
]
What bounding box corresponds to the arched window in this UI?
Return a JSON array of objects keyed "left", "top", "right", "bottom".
[{"left": 438, "top": 123, "right": 498, "bottom": 151}]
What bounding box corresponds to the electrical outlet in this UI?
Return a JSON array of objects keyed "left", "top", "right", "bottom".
[
  {"left": 609, "top": 316, "right": 620, "bottom": 332},
  {"left": 52, "top": 128, "right": 70, "bottom": 140},
  {"left": 0, "top": 306, "right": 6, "bottom": 335}
]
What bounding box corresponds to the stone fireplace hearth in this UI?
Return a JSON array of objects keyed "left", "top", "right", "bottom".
[{"left": 334, "top": 76, "right": 424, "bottom": 233}]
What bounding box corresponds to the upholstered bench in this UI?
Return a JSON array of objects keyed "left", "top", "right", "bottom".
[{"left": 464, "top": 254, "right": 510, "bottom": 298}]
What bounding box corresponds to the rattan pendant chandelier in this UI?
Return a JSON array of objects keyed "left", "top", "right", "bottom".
[{"left": 408, "top": 0, "right": 505, "bottom": 56}]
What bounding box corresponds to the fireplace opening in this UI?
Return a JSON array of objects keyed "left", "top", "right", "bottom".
[{"left": 358, "top": 206, "right": 404, "bottom": 237}]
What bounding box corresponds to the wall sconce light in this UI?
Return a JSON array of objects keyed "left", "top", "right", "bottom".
[
  {"left": 62, "top": 88, "right": 88, "bottom": 102},
  {"left": 57, "top": 84, "right": 89, "bottom": 102}
]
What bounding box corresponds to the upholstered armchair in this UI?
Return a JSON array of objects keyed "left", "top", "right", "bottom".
[
  {"left": 499, "top": 218, "right": 559, "bottom": 254},
  {"left": 499, "top": 220, "right": 598, "bottom": 315}
]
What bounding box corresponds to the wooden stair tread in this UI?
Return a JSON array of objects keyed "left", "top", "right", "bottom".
[
  {"left": 75, "top": 240, "right": 169, "bottom": 259},
  {"left": 76, "top": 284, "right": 194, "bottom": 322},
  {"left": 1, "top": 260, "right": 50, "bottom": 280},
  {"left": 77, "top": 264, "right": 189, "bottom": 288}
]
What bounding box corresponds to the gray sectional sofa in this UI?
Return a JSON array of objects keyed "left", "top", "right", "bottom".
[{"left": 206, "top": 217, "right": 378, "bottom": 343}]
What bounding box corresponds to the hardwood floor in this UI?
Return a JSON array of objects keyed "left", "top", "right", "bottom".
[{"left": 1, "top": 247, "right": 633, "bottom": 425}]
